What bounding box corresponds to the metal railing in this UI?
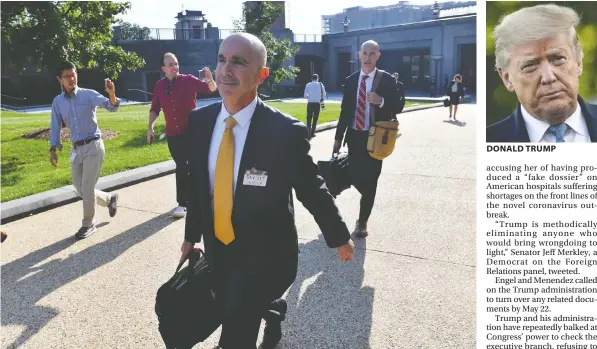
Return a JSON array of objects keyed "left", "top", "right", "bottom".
[
  {"left": 116, "top": 28, "right": 323, "bottom": 42},
  {"left": 293, "top": 34, "right": 323, "bottom": 42},
  {"left": 116, "top": 28, "right": 241, "bottom": 41}
]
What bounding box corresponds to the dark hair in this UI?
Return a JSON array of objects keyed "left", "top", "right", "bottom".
[
  {"left": 311, "top": 74, "right": 318, "bottom": 81},
  {"left": 162, "top": 52, "right": 176, "bottom": 66},
  {"left": 56, "top": 61, "right": 76, "bottom": 77},
  {"left": 453, "top": 74, "right": 462, "bottom": 81}
]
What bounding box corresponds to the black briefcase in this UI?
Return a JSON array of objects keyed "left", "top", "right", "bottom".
[
  {"left": 155, "top": 248, "right": 220, "bottom": 349},
  {"left": 317, "top": 152, "right": 351, "bottom": 198}
]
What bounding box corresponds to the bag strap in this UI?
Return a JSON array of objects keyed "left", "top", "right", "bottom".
[
  {"left": 319, "top": 82, "right": 324, "bottom": 101},
  {"left": 369, "top": 69, "right": 384, "bottom": 125}
]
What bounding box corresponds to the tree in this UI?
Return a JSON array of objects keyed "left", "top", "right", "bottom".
[
  {"left": 1, "top": 1, "right": 145, "bottom": 79},
  {"left": 119, "top": 22, "right": 151, "bottom": 41},
  {"left": 486, "top": 1, "right": 597, "bottom": 125},
  {"left": 233, "top": 2, "right": 300, "bottom": 90}
]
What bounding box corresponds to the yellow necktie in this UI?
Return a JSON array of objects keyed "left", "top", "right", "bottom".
[{"left": 214, "top": 116, "right": 237, "bottom": 245}]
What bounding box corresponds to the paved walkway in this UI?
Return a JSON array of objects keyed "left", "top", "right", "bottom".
[{"left": 1, "top": 104, "right": 476, "bottom": 349}]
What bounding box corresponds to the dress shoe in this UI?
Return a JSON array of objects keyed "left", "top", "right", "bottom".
[
  {"left": 75, "top": 225, "right": 97, "bottom": 239},
  {"left": 258, "top": 321, "right": 282, "bottom": 349},
  {"left": 354, "top": 219, "right": 368, "bottom": 238},
  {"left": 1, "top": 231, "right": 7, "bottom": 243},
  {"left": 108, "top": 192, "right": 119, "bottom": 217},
  {"left": 259, "top": 299, "right": 287, "bottom": 349}
]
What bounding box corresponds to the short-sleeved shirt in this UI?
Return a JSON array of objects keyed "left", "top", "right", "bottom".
[{"left": 150, "top": 74, "right": 211, "bottom": 136}]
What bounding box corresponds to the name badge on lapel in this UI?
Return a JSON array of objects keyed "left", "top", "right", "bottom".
[{"left": 243, "top": 168, "right": 268, "bottom": 187}]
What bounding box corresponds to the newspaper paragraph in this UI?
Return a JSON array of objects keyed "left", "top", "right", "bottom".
[{"left": 481, "top": 147, "right": 597, "bottom": 349}]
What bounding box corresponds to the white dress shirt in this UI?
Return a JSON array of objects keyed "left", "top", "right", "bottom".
[
  {"left": 521, "top": 103, "right": 590, "bottom": 143},
  {"left": 208, "top": 97, "right": 258, "bottom": 199},
  {"left": 352, "top": 68, "right": 384, "bottom": 131},
  {"left": 304, "top": 81, "right": 326, "bottom": 103}
]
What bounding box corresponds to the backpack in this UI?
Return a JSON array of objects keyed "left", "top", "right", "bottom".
[{"left": 366, "top": 70, "right": 400, "bottom": 160}]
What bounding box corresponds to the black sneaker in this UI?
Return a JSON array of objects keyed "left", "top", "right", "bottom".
[
  {"left": 75, "top": 225, "right": 97, "bottom": 239},
  {"left": 108, "top": 193, "right": 119, "bottom": 217}
]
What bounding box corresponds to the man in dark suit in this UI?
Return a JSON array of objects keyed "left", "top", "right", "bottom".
[
  {"left": 487, "top": 97, "right": 597, "bottom": 142},
  {"left": 333, "top": 40, "right": 399, "bottom": 237},
  {"left": 393, "top": 72, "right": 406, "bottom": 114},
  {"left": 487, "top": 4, "right": 597, "bottom": 143},
  {"left": 181, "top": 33, "right": 355, "bottom": 349}
]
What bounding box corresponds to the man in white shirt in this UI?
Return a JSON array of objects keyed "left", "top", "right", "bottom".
[
  {"left": 303, "top": 74, "right": 326, "bottom": 138},
  {"left": 180, "top": 32, "right": 355, "bottom": 349},
  {"left": 487, "top": 4, "right": 597, "bottom": 142}
]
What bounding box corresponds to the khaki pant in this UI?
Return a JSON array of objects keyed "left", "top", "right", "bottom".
[{"left": 70, "top": 139, "right": 112, "bottom": 227}]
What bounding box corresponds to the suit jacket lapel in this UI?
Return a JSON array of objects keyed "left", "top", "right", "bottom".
[
  {"left": 200, "top": 104, "right": 221, "bottom": 219},
  {"left": 578, "top": 96, "right": 597, "bottom": 142},
  {"left": 347, "top": 73, "right": 359, "bottom": 119},
  {"left": 512, "top": 105, "right": 531, "bottom": 142}
]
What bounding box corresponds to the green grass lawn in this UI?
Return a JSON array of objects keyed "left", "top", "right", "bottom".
[{"left": 1, "top": 100, "right": 429, "bottom": 202}]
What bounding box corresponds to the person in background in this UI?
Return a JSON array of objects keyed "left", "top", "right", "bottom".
[
  {"left": 148, "top": 53, "right": 217, "bottom": 218},
  {"left": 303, "top": 73, "right": 327, "bottom": 138},
  {"left": 446, "top": 74, "right": 465, "bottom": 121},
  {"left": 393, "top": 72, "right": 406, "bottom": 114},
  {"left": 49, "top": 61, "right": 120, "bottom": 239},
  {"left": 429, "top": 76, "right": 436, "bottom": 97}
]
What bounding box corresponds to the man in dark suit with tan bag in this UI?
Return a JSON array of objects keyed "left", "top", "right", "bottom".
[
  {"left": 333, "top": 40, "right": 399, "bottom": 238},
  {"left": 180, "top": 32, "right": 355, "bottom": 349}
]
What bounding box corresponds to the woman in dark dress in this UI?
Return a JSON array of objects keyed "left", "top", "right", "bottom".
[{"left": 445, "top": 74, "right": 465, "bottom": 120}]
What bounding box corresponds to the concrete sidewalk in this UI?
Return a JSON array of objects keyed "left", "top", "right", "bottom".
[
  {"left": 1, "top": 102, "right": 444, "bottom": 224},
  {"left": 1, "top": 104, "right": 475, "bottom": 349}
]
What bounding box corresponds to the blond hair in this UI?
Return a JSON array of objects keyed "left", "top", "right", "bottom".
[{"left": 493, "top": 4, "right": 583, "bottom": 71}]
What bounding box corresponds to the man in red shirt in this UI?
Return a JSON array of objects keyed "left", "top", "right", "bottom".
[{"left": 149, "top": 52, "right": 217, "bottom": 218}]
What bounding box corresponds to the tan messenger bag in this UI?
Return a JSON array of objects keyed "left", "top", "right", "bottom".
[{"left": 366, "top": 70, "right": 399, "bottom": 160}]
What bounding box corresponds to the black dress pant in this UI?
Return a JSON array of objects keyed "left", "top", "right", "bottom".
[
  {"left": 346, "top": 128, "right": 383, "bottom": 223},
  {"left": 166, "top": 134, "right": 189, "bottom": 207},
  {"left": 214, "top": 246, "right": 287, "bottom": 349},
  {"left": 306, "top": 102, "right": 321, "bottom": 136}
]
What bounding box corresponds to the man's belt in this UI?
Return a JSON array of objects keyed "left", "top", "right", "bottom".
[{"left": 73, "top": 135, "right": 100, "bottom": 148}]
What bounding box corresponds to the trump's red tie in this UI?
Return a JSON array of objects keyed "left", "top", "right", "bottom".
[{"left": 356, "top": 75, "right": 368, "bottom": 130}]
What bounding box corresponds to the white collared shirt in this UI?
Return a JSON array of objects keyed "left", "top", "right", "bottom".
[
  {"left": 304, "top": 81, "right": 326, "bottom": 103},
  {"left": 208, "top": 97, "right": 258, "bottom": 197},
  {"left": 352, "top": 68, "right": 384, "bottom": 131},
  {"left": 520, "top": 103, "right": 590, "bottom": 143}
]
